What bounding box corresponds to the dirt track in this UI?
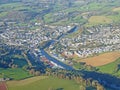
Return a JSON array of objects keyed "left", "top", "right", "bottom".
[
  {"left": 0, "top": 82, "right": 7, "bottom": 90},
  {"left": 78, "top": 52, "right": 120, "bottom": 66}
]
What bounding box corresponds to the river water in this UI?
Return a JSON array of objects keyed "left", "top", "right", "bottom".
[
  {"left": 40, "top": 49, "right": 74, "bottom": 70},
  {"left": 40, "top": 26, "right": 78, "bottom": 70},
  {"left": 37, "top": 26, "right": 119, "bottom": 89}
]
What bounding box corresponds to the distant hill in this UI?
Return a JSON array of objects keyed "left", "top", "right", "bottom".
[{"left": 0, "top": 0, "right": 21, "bottom": 4}]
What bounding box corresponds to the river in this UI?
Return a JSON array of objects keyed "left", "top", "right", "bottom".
[
  {"left": 40, "top": 26, "right": 78, "bottom": 70},
  {"left": 28, "top": 25, "right": 120, "bottom": 89},
  {"left": 40, "top": 49, "right": 74, "bottom": 70}
]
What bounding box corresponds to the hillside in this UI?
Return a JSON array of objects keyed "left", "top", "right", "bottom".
[
  {"left": 6, "top": 76, "right": 102, "bottom": 90},
  {"left": 0, "top": 0, "right": 120, "bottom": 26},
  {"left": 7, "top": 76, "right": 81, "bottom": 90}
]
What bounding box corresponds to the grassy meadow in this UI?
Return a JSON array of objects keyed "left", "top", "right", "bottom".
[
  {"left": 87, "top": 16, "right": 112, "bottom": 26},
  {"left": 0, "top": 68, "right": 32, "bottom": 80},
  {"left": 97, "top": 58, "right": 120, "bottom": 77},
  {"left": 7, "top": 76, "right": 81, "bottom": 90}
]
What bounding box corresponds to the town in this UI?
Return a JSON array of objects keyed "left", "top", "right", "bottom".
[{"left": 1, "top": 22, "right": 120, "bottom": 68}]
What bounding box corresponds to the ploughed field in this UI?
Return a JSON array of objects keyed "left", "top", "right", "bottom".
[
  {"left": 78, "top": 51, "right": 120, "bottom": 66},
  {"left": 0, "top": 82, "right": 7, "bottom": 90}
]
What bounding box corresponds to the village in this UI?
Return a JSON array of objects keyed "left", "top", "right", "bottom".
[
  {"left": 49, "top": 25, "right": 120, "bottom": 62},
  {"left": 0, "top": 23, "right": 72, "bottom": 48},
  {"left": 0, "top": 22, "right": 74, "bottom": 69},
  {"left": 1, "top": 22, "right": 120, "bottom": 68}
]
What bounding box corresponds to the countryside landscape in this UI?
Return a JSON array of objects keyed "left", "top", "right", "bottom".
[{"left": 0, "top": 0, "right": 120, "bottom": 90}]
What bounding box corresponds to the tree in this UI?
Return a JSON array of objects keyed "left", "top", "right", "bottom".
[
  {"left": 79, "top": 85, "right": 86, "bottom": 90},
  {"left": 86, "top": 78, "right": 92, "bottom": 86},
  {"left": 92, "top": 80, "right": 98, "bottom": 87},
  {"left": 22, "top": 65, "right": 29, "bottom": 70},
  {"left": 48, "top": 87, "right": 55, "bottom": 90},
  {"left": 56, "top": 88, "right": 64, "bottom": 90},
  {"left": 114, "top": 64, "right": 120, "bottom": 73},
  {"left": 11, "top": 64, "right": 18, "bottom": 68},
  {"left": 29, "top": 69, "right": 35, "bottom": 75},
  {"left": 96, "top": 83, "right": 105, "bottom": 90},
  {"left": 35, "top": 71, "right": 41, "bottom": 76}
]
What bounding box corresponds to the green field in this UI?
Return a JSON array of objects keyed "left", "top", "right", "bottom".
[
  {"left": 97, "top": 58, "right": 120, "bottom": 77},
  {"left": 0, "top": 0, "right": 120, "bottom": 26},
  {"left": 108, "top": 13, "right": 120, "bottom": 23},
  {"left": 0, "top": 68, "right": 32, "bottom": 80},
  {"left": 113, "top": 7, "right": 120, "bottom": 12},
  {"left": 7, "top": 76, "right": 82, "bottom": 90},
  {"left": 86, "top": 16, "right": 112, "bottom": 27},
  {"left": 0, "top": 12, "right": 8, "bottom": 18}
]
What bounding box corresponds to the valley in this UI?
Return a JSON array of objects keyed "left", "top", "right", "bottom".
[{"left": 0, "top": 0, "right": 120, "bottom": 90}]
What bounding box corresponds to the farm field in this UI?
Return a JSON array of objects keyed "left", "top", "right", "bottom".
[
  {"left": 87, "top": 16, "right": 112, "bottom": 25},
  {"left": 97, "top": 58, "right": 120, "bottom": 77},
  {"left": 0, "top": 68, "right": 32, "bottom": 80},
  {"left": 113, "top": 7, "right": 120, "bottom": 12},
  {"left": 78, "top": 51, "right": 120, "bottom": 67},
  {"left": 7, "top": 76, "right": 80, "bottom": 90},
  {"left": 0, "top": 82, "right": 7, "bottom": 90}
]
